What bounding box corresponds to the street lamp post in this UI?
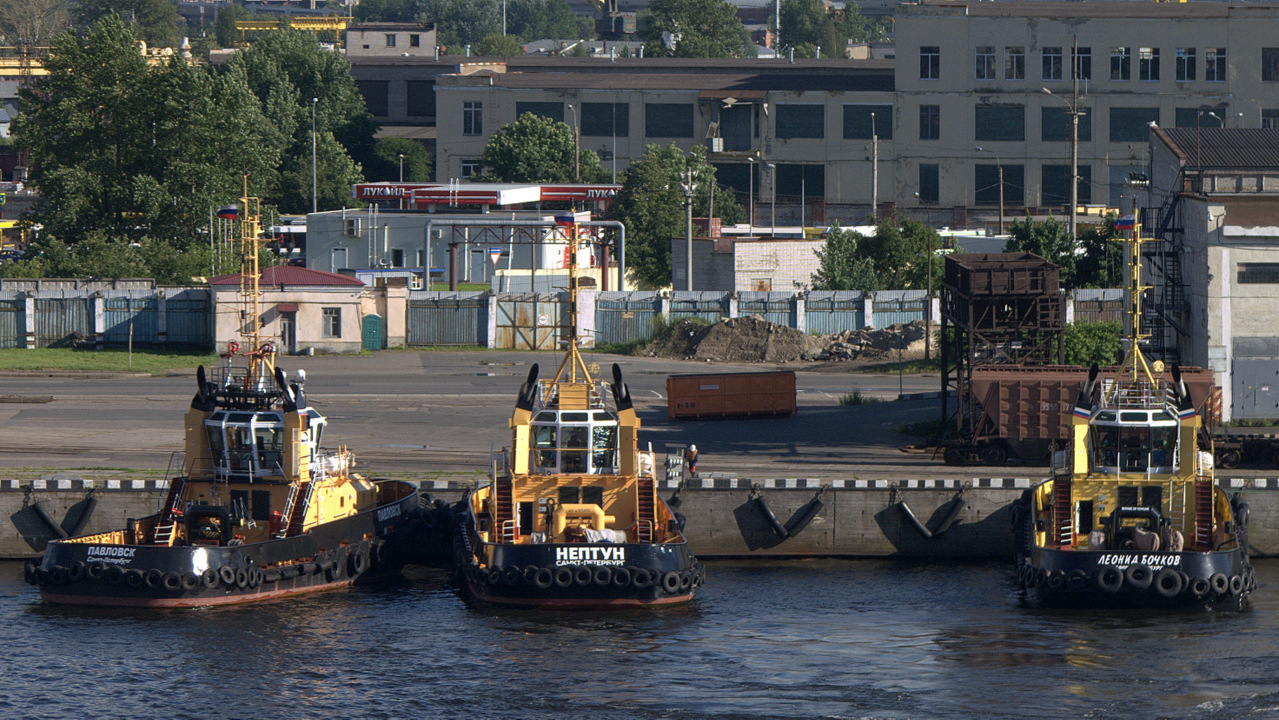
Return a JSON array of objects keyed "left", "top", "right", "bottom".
[
  {"left": 975, "top": 146, "right": 1004, "bottom": 235},
  {"left": 767, "top": 162, "right": 776, "bottom": 236},
  {"left": 311, "top": 97, "right": 318, "bottom": 214},
  {"left": 747, "top": 155, "right": 756, "bottom": 231},
  {"left": 566, "top": 103, "right": 581, "bottom": 182},
  {"left": 398, "top": 153, "right": 404, "bottom": 182},
  {"left": 870, "top": 111, "right": 878, "bottom": 220},
  {"left": 1043, "top": 46, "right": 1084, "bottom": 245},
  {"left": 914, "top": 192, "right": 935, "bottom": 362},
  {"left": 682, "top": 167, "right": 696, "bottom": 291}
]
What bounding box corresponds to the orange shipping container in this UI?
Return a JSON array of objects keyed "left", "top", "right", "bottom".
[{"left": 667, "top": 371, "right": 797, "bottom": 419}]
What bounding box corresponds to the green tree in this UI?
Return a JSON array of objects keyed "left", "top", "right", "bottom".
[
  {"left": 1004, "top": 216, "right": 1078, "bottom": 287},
  {"left": 354, "top": 0, "right": 419, "bottom": 23},
  {"left": 225, "top": 27, "right": 374, "bottom": 212},
  {"left": 810, "top": 224, "right": 878, "bottom": 290},
  {"left": 418, "top": 0, "right": 502, "bottom": 48},
  {"left": 779, "top": 0, "right": 839, "bottom": 58},
  {"left": 1064, "top": 321, "right": 1123, "bottom": 366},
  {"left": 638, "top": 0, "right": 752, "bottom": 58},
  {"left": 0, "top": 0, "right": 69, "bottom": 45},
  {"left": 367, "top": 137, "right": 433, "bottom": 181},
  {"left": 480, "top": 112, "right": 603, "bottom": 183},
  {"left": 75, "top": 0, "right": 182, "bottom": 47},
  {"left": 215, "top": 2, "right": 254, "bottom": 48},
  {"left": 506, "top": 0, "right": 592, "bottom": 42},
  {"left": 859, "top": 213, "right": 940, "bottom": 289},
  {"left": 15, "top": 16, "right": 278, "bottom": 246},
  {"left": 605, "top": 144, "right": 744, "bottom": 288},
  {"left": 1075, "top": 214, "right": 1123, "bottom": 288},
  {"left": 476, "top": 32, "right": 523, "bottom": 56}
]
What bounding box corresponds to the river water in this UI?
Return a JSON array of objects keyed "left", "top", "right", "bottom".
[{"left": 3, "top": 558, "right": 1279, "bottom": 720}]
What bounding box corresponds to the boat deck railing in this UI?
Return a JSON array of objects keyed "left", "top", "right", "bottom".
[
  {"left": 1099, "top": 378, "right": 1176, "bottom": 412},
  {"left": 535, "top": 379, "right": 610, "bottom": 409}
]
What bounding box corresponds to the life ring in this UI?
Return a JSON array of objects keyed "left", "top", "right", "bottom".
[
  {"left": 503, "top": 566, "right": 522, "bottom": 586},
  {"left": 1229, "top": 574, "right": 1245, "bottom": 595},
  {"left": 86, "top": 561, "right": 107, "bottom": 581},
  {"left": 1095, "top": 565, "right": 1123, "bottom": 593},
  {"left": 573, "top": 566, "right": 593, "bottom": 587},
  {"left": 124, "top": 569, "right": 144, "bottom": 588},
  {"left": 592, "top": 567, "right": 612, "bottom": 586},
  {"left": 161, "top": 571, "right": 183, "bottom": 592},
  {"left": 553, "top": 567, "right": 574, "bottom": 589},
  {"left": 1047, "top": 570, "right": 1066, "bottom": 590},
  {"left": 1124, "top": 563, "right": 1153, "bottom": 591},
  {"left": 68, "top": 561, "right": 86, "bottom": 582},
  {"left": 144, "top": 568, "right": 164, "bottom": 590},
  {"left": 1153, "top": 567, "right": 1184, "bottom": 598},
  {"left": 632, "top": 568, "right": 653, "bottom": 589},
  {"left": 1067, "top": 569, "right": 1088, "bottom": 590},
  {"left": 533, "top": 567, "right": 554, "bottom": 590},
  {"left": 201, "top": 568, "right": 219, "bottom": 588},
  {"left": 1209, "top": 573, "right": 1229, "bottom": 595},
  {"left": 611, "top": 567, "right": 632, "bottom": 587},
  {"left": 1189, "top": 576, "right": 1211, "bottom": 599},
  {"left": 660, "top": 571, "right": 681, "bottom": 594},
  {"left": 105, "top": 565, "right": 125, "bottom": 585}
]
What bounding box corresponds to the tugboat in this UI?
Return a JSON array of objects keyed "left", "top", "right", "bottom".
[
  {"left": 25, "top": 193, "right": 423, "bottom": 608},
  {"left": 456, "top": 214, "right": 703, "bottom": 607},
  {"left": 1013, "top": 214, "right": 1253, "bottom": 607}
]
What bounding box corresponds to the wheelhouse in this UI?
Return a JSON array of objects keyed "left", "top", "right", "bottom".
[
  {"left": 1088, "top": 409, "right": 1179, "bottom": 474},
  {"left": 530, "top": 408, "right": 619, "bottom": 475}
]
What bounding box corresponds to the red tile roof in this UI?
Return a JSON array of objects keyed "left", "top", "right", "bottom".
[{"left": 210, "top": 266, "right": 365, "bottom": 287}]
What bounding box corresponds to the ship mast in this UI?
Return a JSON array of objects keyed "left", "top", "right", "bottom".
[
  {"left": 1102, "top": 201, "right": 1160, "bottom": 405},
  {"left": 551, "top": 213, "right": 593, "bottom": 387},
  {"left": 234, "top": 177, "right": 275, "bottom": 383}
]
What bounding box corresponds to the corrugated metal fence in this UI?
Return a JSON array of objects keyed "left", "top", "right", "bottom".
[
  {"left": 805, "top": 291, "right": 866, "bottom": 334},
  {"left": 408, "top": 292, "right": 487, "bottom": 346},
  {"left": 0, "top": 289, "right": 211, "bottom": 349},
  {"left": 595, "top": 292, "right": 662, "bottom": 345}
]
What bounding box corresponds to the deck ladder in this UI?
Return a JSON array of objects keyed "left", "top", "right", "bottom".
[
  {"left": 637, "top": 476, "right": 656, "bottom": 542},
  {"left": 1193, "top": 474, "right": 1214, "bottom": 549},
  {"left": 279, "top": 480, "right": 314, "bottom": 538},
  {"left": 494, "top": 476, "right": 515, "bottom": 542},
  {"left": 1051, "top": 476, "right": 1073, "bottom": 547},
  {"left": 152, "top": 476, "right": 188, "bottom": 546}
]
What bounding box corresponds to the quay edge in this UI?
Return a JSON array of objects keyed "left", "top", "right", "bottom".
[{"left": 6, "top": 478, "right": 1279, "bottom": 560}]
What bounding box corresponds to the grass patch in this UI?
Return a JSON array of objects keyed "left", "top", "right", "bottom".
[
  {"left": 0, "top": 347, "right": 219, "bottom": 375},
  {"left": 1225, "top": 418, "right": 1279, "bottom": 428},
  {"left": 855, "top": 357, "right": 942, "bottom": 374},
  {"left": 898, "top": 418, "right": 943, "bottom": 438},
  {"left": 839, "top": 389, "right": 882, "bottom": 406}
]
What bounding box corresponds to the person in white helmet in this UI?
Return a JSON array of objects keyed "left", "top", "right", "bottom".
[{"left": 684, "top": 444, "right": 698, "bottom": 476}]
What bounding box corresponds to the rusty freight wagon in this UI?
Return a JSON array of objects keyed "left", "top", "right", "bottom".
[
  {"left": 667, "top": 371, "right": 796, "bottom": 419},
  {"left": 943, "top": 365, "right": 1217, "bottom": 465}
]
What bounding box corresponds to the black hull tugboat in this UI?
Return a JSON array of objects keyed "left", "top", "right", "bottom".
[
  {"left": 1013, "top": 216, "right": 1253, "bottom": 608},
  {"left": 25, "top": 194, "right": 422, "bottom": 608},
  {"left": 456, "top": 214, "right": 702, "bottom": 608}
]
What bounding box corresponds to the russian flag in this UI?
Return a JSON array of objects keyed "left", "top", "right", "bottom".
[
  {"left": 216, "top": 205, "right": 239, "bottom": 220},
  {"left": 554, "top": 211, "right": 576, "bottom": 228},
  {"left": 1115, "top": 215, "right": 1135, "bottom": 231}
]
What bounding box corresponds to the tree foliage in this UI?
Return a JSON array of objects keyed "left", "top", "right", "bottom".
[
  {"left": 1076, "top": 214, "right": 1123, "bottom": 288},
  {"left": 605, "top": 144, "right": 744, "bottom": 288},
  {"left": 1005, "top": 217, "right": 1077, "bottom": 287},
  {"left": 367, "top": 137, "right": 433, "bottom": 182},
  {"left": 417, "top": 0, "right": 502, "bottom": 48},
  {"left": 0, "top": 0, "right": 69, "bottom": 44},
  {"left": 15, "top": 15, "right": 278, "bottom": 247},
  {"left": 810, "top": 224, "right": 878, "bottom": 291},
  {"left": 1064, "top": 321, "right": 1124, "bottom": 366},
  {"left": 480, "top": 112, "right": 604, "bottom": 183},
  {"left": 809, "top": 214, "right": 940, "bottom": 291},
  {"left": 506, "top": 0, "right": 592, "bottom": 42},
  {"left": 75, "top": 0, "right": 181, "bottom": 47},
  {"left": 1005, "top": 215, "right": 1123, "bottom": 289},
  {"left": 638, "top": 0, "right": 752, "bottom": 58},
  {"left": 778, "top": 0, "right": 889, "bottom": 58}
]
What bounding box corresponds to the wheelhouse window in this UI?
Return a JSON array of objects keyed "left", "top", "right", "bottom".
[
  {"left": 205, "top": 412, "right": 286, "bottom": 478},
  {"left": 1089, "top": 410, "right": 1178, "bottom": 472},
  {"left": 530, "top": 409, "right": 620, "bottom": 475}
]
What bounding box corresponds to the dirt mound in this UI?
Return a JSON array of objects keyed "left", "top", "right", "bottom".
[{"left": 641, "top": 315, "right": 930, "bottom": 365}]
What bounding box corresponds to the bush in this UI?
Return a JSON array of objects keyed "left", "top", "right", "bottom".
[{"left": 1064, "top": 321, "right": 1123, "bottom": 367}]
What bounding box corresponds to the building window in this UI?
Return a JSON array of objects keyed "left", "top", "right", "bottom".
[
  {"left": 975, "top": 164, "right": 1024, "bottom": 206},
  {"left": 385, "top": 34, "right": 396, "bottom": 48},
  {"left": 974, "top": 104, "right": 1025, "bottom": 142},
  {"left": 1176, "top": 48, "right": 1196, "bottom": 81},
  {"left": 776, "top": 104, "right": 825, "bottom": 139},
  {"left": 976, "top": 46, "right": 995, "bottom": 80},
  {"left": 416, "top": 249, "right": 424, "bottom": 267},
  {"left": 582, "top": 102, "right": 628, "bottom": 137},
  {"left": 1264, "top": 48, "right": 1279, "bottom": 81},
  {"left": 391, "top": 249, "right": 405, "bottom": 268},
  {"left": 774, "top": 164, "right": 824, "bottom": 202},
  {"left": 1074, "top": 47, "right": 1092, "bottom": 81},
  {"left": 1139, "top": 47, "right": 1160, "bottom": 81},
  {"left": 644, "top": 103, "right": 694, "bottom": 137},
  {"left": 1175, "top": 108, "right": 1223, "bottom": 128},
  {"left": 1263, "top": 109, "right": 1279, "bottom": 129},
  {"left": 407, "top": 80, "right": 435, "bottom": 118},
  {"left": 1238, "top": 263, "right": 1279, "bottom": 284},
  {"left": 1042, "top": 47, "right": 1062, "bottom": 81},
  {"left": 1042, "top": 106, "right": 1092, "bottom": 142},
  {"left": 918, "top": 163, "right": 939, "bottom": 204},
  {"left": 920, "top": 46, "right": 940, "bottom": 80},
  {"left": 919, "top": 104, "right": 940, "bottom": 140},
  {"left": 355, "top": 80, "right": 388, "bottom": 117},
  {"left": 516, "top": 102, "right": 564, "bottom": 123},
  {"left": 843, "top": 104, "right": 892, "bottom": 140},
  {"left": 410, "top": 34, "right": 420, "bottom": 47},
  {"left": 322, "top": 308, "right": 341, "bottom": 338},
  {"left": 1111, "top": 47, "right": 1131, "bottom": 80},
  {"left": 1109, "top": 107, "right": 1160, "bottom": 142},
  {"left": 1206, "top": 48, "right": 1226, "bottom": 82},
  {"left": 1041, "top": 164, "right": 1092, "bottom": 205},
  {"left": 460, "top": 160, "right": 481, "bottom": 177},
  {"left": 1005, "top": 47, "right": 1025, "bottom": 80},
  {"left": 463, "top": 101, "right": 482, "bottom": 135}
]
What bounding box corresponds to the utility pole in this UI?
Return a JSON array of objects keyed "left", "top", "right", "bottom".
[
  {"left": 682, "top": 167, "right": 696, "bottom": 291},
  {"left": 870, "top": 111, "right": 878, "bottom": 220},
  {"left": 311, "top": 98, "right": 318, "bottom": 214}
]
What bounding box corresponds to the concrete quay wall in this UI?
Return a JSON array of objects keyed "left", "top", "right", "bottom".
[{"left": 5, "top": 477, "right": 1279, "bottom": 560}]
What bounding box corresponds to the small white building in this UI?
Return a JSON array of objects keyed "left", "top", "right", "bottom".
[{"left": 346, "top": 23, "right": 437, "bottom": 58}]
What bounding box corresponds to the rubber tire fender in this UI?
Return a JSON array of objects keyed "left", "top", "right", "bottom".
[
  {"left": 573, "top": 566, "right": 593, "bottom": 587},
  {"left": 349, "top": 546, "right": 369, "bottom": 576},
  {"left": 1210, "top": 573, "right": 1230, "bottom": 596},
  {"left": 86, "top": 561, "right": 107, "bottom": 581},
  {"left": 105, "top": 565, "right": 125, "bottom": 585},
  {"left": 503, "top": 565, "right": 522, "bottom": 586},
  {"left": 485, "top": 567, "right": 503, "bottom": 585},
  {"left": 1189, "top": 576, "right": 1211, "bottom": 599},
  {"left": 592, "top": 566, "right": 612, "bottom": 586},
  {"left": 1046, "top": 570, "right": 1066, "bottom": 590},
  {"left": 162, "top": 571, "right": 183, "bottom": 592},
  {"left": 632, "top": 568, "right": 654, "bottom": 589},
  {"left": 67, "top": 561, "right": 86, "bottom": 582},
  {"left": 23, "top": 561, "right": 36, "bottom": 585},
  {"left": 1124, "top": 563, "right": 1154, "bottom": 591},
  {"left": 235, "top": 568, "right": 249, "bottom": 589},
  {"left": 1067, "top": 569, "right": 1088, "bottom": 590},
  {"left": 219, "top": 566, "right": 237, "bottom": 586},
  {"left": 553, "top": 566, "right": 574, "bottom": 589},
  {"left": 1229, "top": 574, "right": 1245, "bottom": 595},
  {"left": 532, "top": 567, "right": 554, "bottom": 590},
  {"left": 48, "top": 565, "right": 68, "bottom": 585},
  {"left": 144, "top": 568, "right": 164, "bottom": 590},
  {"left": 522, "top": 565, "right": 539, "bottom": 584},
  {"left": 124, "top": 569, "right": 144, "bottom": 588},
  {"left": 201, "top": 568, "right": 220, "bottom": 588},
  {"left": 1153, "top": 567, "right": 1184, "bottom": 598},
  {"left": 660, "top": 571, "right": 681, "bottom": 594},
  {"left": 611, "top": 567, "right": 632, "bottom": 587},
  {"left": 1095, "top": 565, "right": 1123, "bottom": 593},
  {"left": 678, "top": 571, "right": 693, "bottom": 591}
]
